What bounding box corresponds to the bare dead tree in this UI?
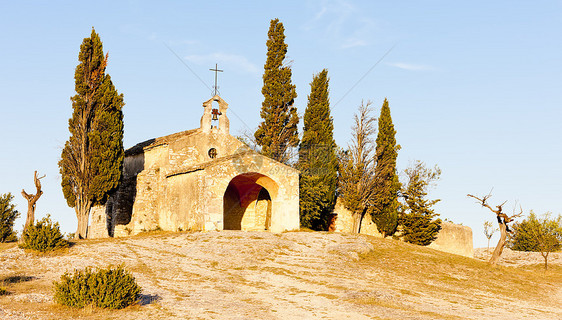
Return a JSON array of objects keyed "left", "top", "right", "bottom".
[
  {"left": 468, "top": 192, "right": 522, "bottom": 266},
  {"left": 21, "top": 171, "right": 45, "bottom": 231},
  {"left": 339, "top": 101, "right": 377, "bottom": 233}
]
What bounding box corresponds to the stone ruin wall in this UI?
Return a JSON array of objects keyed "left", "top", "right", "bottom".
[
  {"left": 428, "top": 222, "right": 473, "bottom": 257},
  {"left": 88, "top": 206, "right": 108, "bottom": 238},
  {"left": 333, "top": 199, "right": 473, "bottom": 257},
  {"left": 333, "top": 200, "right": 382, "bottom": 237}
]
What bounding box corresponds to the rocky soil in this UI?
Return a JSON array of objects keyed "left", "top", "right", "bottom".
[
  {"left": 474, "top": 247, "right": 562, "bottom": 267},
  {"left": 1, "top": 231, "right": 560, "bottom": 319}
]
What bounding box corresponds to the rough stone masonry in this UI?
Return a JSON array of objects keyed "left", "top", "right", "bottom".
[{"left": 89, "top": 95, "right": 300, "bottom": 238}]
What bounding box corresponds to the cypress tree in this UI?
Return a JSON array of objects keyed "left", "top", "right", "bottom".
[
  {"left": 0, "top": 193, "right": 20, "bottom": 243},
  {"left": 255, "top": 18, "right": 299, "bottom": 164},
  {"left": 298, "top": 69, "right": 338, "bottom": 230},
  {"left": 59, "top": 28, "right": 124, "bottom": 239},
  {"left": 400, "top": 161, "right": 442, "bottom": 246},
  {"left": 371, "top": 98, "right": 400, "bottom": 237}
]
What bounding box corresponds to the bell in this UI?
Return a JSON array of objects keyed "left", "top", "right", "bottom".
[{"left": 211, "top": 108, "right": 221, "bottom": 121}]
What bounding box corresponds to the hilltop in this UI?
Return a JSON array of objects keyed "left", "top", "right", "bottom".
[{"left": 1, "top": 231, "right": 560, "bottom": 319}]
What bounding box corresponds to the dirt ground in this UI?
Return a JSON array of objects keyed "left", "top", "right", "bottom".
[
  {"left": 1, "top": 231, "right": 560, "bottom": 319},
  {"left": 474, "top": 246, "right": 562, "bottom": 267}
]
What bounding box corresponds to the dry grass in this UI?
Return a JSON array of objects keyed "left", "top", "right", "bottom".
[
  {"left": 0, "top": 231, "right": 560, "bottom": 319},
  {"left": 0, "top": 242, "right": 16, "bottom": 252},
  {"left": 359, "top": 237, "right": 561, "bottom": 305}
]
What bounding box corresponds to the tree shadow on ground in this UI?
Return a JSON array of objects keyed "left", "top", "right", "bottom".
[
  {"left": 138, "top": 293, "right": 162, "bottom": 306},
  {"left": 2, "top": 275, "right": 36, "bottom": 284}
]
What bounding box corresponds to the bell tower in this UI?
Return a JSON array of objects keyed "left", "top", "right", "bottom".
[
  {"left": 200, "top": 64, "right": 229, "bottom": 134},
  {"left": 200, "top": 95, "right": 229, "bottom": 134}
]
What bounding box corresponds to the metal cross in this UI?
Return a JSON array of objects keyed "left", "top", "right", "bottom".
[{"left": 209, "top": 63, "right": 223, "bottom": 96}]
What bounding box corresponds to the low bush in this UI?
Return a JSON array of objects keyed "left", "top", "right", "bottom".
[
  {"left": 54, "top": 265, "right": 141, "bottom": 309},
  {"left": 19, "top": 215, "right": 68, "bottom": 252}
]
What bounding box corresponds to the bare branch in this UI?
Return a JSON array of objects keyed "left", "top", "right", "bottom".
[
  {"left": 467, "top": 194, "right": 498, "bottom": 214},
  {"left": 339, "top": 101, "right": 377, "bottom": 234},
  {"left": 468, "top": 191, "right": 523, "bottom": 266},
  {"left": 21, "top": 189, "right": 32, "bottom": 200}
]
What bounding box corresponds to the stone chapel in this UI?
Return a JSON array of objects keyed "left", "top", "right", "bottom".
[{"left": 88, "top": 95, "right": 300, "bottom": 238}]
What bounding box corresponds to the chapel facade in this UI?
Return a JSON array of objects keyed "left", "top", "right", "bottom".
[{"left": 88, "top": 95, "right": 300, "bottom": 238}]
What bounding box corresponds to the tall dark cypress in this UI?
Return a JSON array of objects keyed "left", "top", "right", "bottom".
[
  {"left": 59, "top": 28, "right": 124, "bottom": 239},
  {"left": 255, "top": 18, "right": 299, "bottom": 164},
  {"left": 298, "top": 69, "right": 338, "bottom": 230},
  {"left": 371, "top": 99, "right": 400, "bottom": 237}
]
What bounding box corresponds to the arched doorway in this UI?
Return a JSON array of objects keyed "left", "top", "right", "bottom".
[{"left": 223, "top": 173, "right": 277, "bottom": 231}]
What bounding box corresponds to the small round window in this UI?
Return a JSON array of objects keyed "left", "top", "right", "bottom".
[{"left": 208, "top": 148, "right": 217, "bottom": 159}]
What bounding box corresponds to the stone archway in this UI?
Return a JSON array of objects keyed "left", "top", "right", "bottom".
[{"left": 223, "top": 172, "right": 277, "bottom": 231}]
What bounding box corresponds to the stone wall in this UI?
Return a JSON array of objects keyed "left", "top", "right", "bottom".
[
  {"left": 333, "top": 199, "right": 473, "bottom": 257},
  {"left": 90, "top": 128, "right": 300, "bottom": 237},
  {"left": 194, "top": 151, "right": 300, "bottom": 233},
  {"left": 333, "top": 199, "right": 382, "bottom": 237},
  {"left": 88, "top": 206, "right": 109, "bottom": 238},
  {"left": 89, "top": 96, "right": 300, "bottom": 238},
  {"left": 428, "top": 222, "right": 473, "bottom": 257}
]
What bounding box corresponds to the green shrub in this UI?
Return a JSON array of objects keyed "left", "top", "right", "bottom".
[
  {"left": 54, "top": 265, "right": 141, "bottom": 309},
  {"left": 509, "top": 211, "right": 562, "bottom": 269},
  {"left": 0, "top": 193, "right": 20, "bottom": 243},
  {"left": 19, "top": 215, "right": 68, "bottom": 252},
  {"left": 0, "top": 285, "right": 8, "bottom": 295}
]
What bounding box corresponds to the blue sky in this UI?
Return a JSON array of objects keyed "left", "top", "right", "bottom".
[{"left": 1, "top": 0, "right": 561, "bottom": 248}]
